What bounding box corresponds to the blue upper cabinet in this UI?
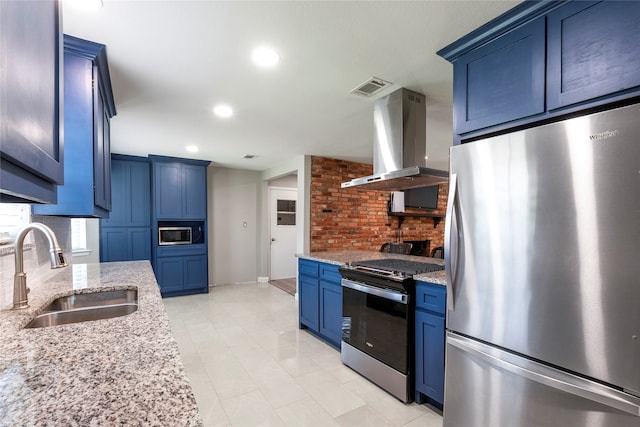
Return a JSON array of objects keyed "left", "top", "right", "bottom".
[
  {"left": 453, "top": 17, "right": 545, "bottom": 134},
  {"left": 33, "top": 35, "right": 117, "bottom": 217},
  {"left": 103, "top": 155, "right": 150, "bottom": 228},
  {"left": 0, "top": 0, "right": 63, "bottom": 203},
  {"left": 547, "top": 1, "right": 640, "bottom": 110},
  {"left": 150, "top": 156, "right": 210, "bottom": 220},
  {"left": 439, "top": 0, "right": 640, "bottom": 140}
]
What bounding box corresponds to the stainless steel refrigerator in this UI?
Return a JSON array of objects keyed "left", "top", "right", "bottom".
[{"left": 443, "top": 103, "right": 640, "bottom": 426}]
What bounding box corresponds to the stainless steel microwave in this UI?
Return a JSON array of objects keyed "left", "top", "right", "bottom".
[{"left": 158, "top": 227, "right": 192, "bottom": 245}]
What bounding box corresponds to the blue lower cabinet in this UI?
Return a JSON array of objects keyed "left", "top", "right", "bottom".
[
  {"left": 298, "top": 258, "right": 341, "bottom": 349},
  {"left": 319, "top": 279, "right": 342, "bottom": 347},
  {"left": 155, "top": 252, "right": 208, "bottom": 297},
  {"left": 184, "top": 255, "right": 208, "bottom": 291},
  {"left": 415, "top": 281, "right": 446, "bottom": 407},
  {"left": 299, "top": 272, "right": 319, "bottom": 332},
  {"left": 156, "top": 257, "right": 184, "bottom": 294},
  {"left": 100, "top": 227, "right": 151, "bottom": 262}
]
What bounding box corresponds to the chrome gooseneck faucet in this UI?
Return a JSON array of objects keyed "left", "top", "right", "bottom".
[{"left": 13, "top": 222, "right": 68, "bottom": 309}]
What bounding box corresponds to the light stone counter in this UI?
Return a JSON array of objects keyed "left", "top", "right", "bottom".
[
  {"left": 0, "top": 260, "right": 201, "bottom": 426},
  {"left": 297, "top": 250, "right": 446, "bottom": 286}
]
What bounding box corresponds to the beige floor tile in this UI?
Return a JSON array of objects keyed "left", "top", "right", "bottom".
[
  {"left": 276, "top": 397, "right": 340, "bottom": 427},
  {"left": 343, "top": 378, "right": 429, "bottom": 426},
  {"left": 401, "top": 410, "right": 443, "bottom": 427},
  {"left": 221, "top": 389, "right": 285, "bottom": 427},
  {"left": 164, "top": 283, "right": 444, "bottom": 427},
  {"left": 335, "top": 405, "right": 394, "bottom": 427}
]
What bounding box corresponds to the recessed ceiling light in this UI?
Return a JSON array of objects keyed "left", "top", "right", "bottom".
[
  {"left": 252, "top": 47, "right": 280, "bottom": 67},
  {"left": 65, "top": 0, "right": 103, "bottom": 12},
  {"left": 213, "top": 104, "right": 233, "bottom": 118},
  {"left": 186, "top": 145, "right": 199, "bottom": 153}
]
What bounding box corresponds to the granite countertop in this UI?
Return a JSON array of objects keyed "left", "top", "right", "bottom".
[
  {"left": 297, "top": 251, "right": 447, "bottom": 286},
  {"left": 0, "top": 261, "right": 201, "bottom": 426}
]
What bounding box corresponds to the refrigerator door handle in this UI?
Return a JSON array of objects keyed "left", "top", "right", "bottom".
[
  {"left": 448, "top": 334, "right": 640, "bottom": 417},
  {"left": 444, "top": 172, "right": 458, "bottom": 311}
]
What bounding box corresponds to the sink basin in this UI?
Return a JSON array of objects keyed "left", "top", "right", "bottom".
[{"left": 25, "top": 289, "right": 138, "bottom": 328}]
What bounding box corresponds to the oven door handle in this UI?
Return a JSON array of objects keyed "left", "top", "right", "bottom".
[{"left": 341, "top": 279, "right": 408, "bottom": 304}]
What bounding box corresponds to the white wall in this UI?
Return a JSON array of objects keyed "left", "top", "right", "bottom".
[
  {"left": 269, "top": 174, "right": 297, "bottom": 188},
  {"left": 208, "top": 166, "right": 261, "bottom": 285}
]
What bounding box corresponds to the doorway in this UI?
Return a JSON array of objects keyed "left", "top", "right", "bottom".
[{"left": 269, "top": 187, "right": 298, "bottom": 283}]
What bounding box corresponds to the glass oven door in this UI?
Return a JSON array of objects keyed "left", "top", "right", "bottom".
[{"left": 342, "top": 278, "right": 409, "bottom": 374}]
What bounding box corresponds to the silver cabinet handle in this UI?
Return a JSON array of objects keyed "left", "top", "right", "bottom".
[
  {"left": 444, "top": 172, "right": 458, "bottom": 311},
  {"left": 341, "top": 279, "right": 408, "bottom": 304},
  {"left": 448, "top": 334, "right": 640, "bottom": 417}
]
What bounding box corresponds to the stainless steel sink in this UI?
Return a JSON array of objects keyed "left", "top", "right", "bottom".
[{"left": 25, "top": 289, "right": 138, "bottom": 328}]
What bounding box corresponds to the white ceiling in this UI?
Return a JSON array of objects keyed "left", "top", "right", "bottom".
[{"left": 62, "top": 0, "right": 519, "bottom": 172}]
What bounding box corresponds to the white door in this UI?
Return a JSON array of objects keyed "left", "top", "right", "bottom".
[{"left": 269, "top": 187, "right": 297, "bottom": 280}]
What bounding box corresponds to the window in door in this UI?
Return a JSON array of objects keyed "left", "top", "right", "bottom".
[{"left": 276, "top": 199, "right": 296, "bottom": 226}]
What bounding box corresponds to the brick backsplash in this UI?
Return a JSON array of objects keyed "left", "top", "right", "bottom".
[
  {"left": 310, "top": 156, "right": 448, "bottom": 254},
  {"left": 0, "top": 215, "right": 72, "bottom": 309}
]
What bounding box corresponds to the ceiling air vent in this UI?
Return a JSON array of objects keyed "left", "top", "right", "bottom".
[{"left": 350, "top": 77, "right": 392, "bottom": 97}]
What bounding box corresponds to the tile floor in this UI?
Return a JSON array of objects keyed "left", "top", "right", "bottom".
[{"left": 163, "top": 282, "right": 444, "bottom": 427}]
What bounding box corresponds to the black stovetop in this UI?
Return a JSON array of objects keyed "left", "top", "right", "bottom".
[
  {"left": 339, "top": 258, "right": 444, "bottom": 293},
  {"left": 350, "top": 259, "right": 444, "bottom": 276}
]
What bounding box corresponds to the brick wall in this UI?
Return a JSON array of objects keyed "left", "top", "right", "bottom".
[{"left": 310, "top": 156, "right": 448, "bottom": 255}]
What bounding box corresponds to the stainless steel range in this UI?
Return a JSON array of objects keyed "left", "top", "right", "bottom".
[{"left": 339, "top": 259, "right": 444, "bottom": 403}]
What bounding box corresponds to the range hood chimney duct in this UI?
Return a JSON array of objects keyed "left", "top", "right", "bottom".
[{"left": 341, "top": 88, "right": 448, "bottom": 191}]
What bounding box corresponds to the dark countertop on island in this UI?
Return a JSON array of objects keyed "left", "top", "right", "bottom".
[
  {"left": 297, "top": 251, "right": 446, "bottom": 286},
  {"left": 0, "top": 261, "right": 202, "bottom": 426}
]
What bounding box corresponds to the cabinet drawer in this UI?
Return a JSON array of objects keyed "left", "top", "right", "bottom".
[
  {"left": 320, "top": 263, "right": 341, "bottom": 284},
  {"left": 416, "top": 282, "right": 446, "bottom": 315},
  {"left": 156, "top": 243, "right": 206, "bottom": 257},
  {"left": 299, "top": 259, "right": 319, "bottom": 277}
]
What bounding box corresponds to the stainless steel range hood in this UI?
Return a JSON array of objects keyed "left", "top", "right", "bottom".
[{"left": 341, "top": 88, "right": 448, "bottom": 191}]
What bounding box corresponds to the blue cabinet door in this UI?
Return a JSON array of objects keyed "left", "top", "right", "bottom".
[
  {"left": 183, "top": 255, "right": 208, "bottom": 290},
  {"left": 547, "top": 1, "right": 640, "bottom": 110},
  {"left": 453, "top": 17, "right": 545, "bottom": 134},
  {"left": 415, "top": 310, "right": 445, "bottom": 406},
  {"left": 103, "top": 158, "right": 150, "bottom": 227},
  {"left": 129, "top": 228, "right": 151, "bottom": 261},
  {"left": 100, "top": 227, "right": 150, "bottom": 262},
  {"left": 183, "top": 165, "right": 207, "bottom": 219},
  {"left": 153, "top": 161, "right": 207, "bottom": 220},
  {"left": 0, "top": 0, "right": 63, "bottom": 204},
  {"left": 319, "top": 279, "right": 342, "bottom": 347},
  {"left": 154, "top": 162, "right": 183, "bottom": 219},
  {"left": 298, "top": 260, "right": 320, "bottom": 332},
  {"left": 299, "top": 275, "right": 319, "bottom": 332},
  {"left": 156, "top": 257, "right": 184, "bottom": 294},
  {"left": 100, "top": 228, "right": 128, "bottom": 262}
]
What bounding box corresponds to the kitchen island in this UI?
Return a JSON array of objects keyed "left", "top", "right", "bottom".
[
  {"left": 0, "top": 260, "right": 201, "bottom": 426},
  {"left": 297, "top": 250, "right": 447, "bottom": 406},
  {"left": 297, "top": 250, "right": 446, "bottom": 285}
]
